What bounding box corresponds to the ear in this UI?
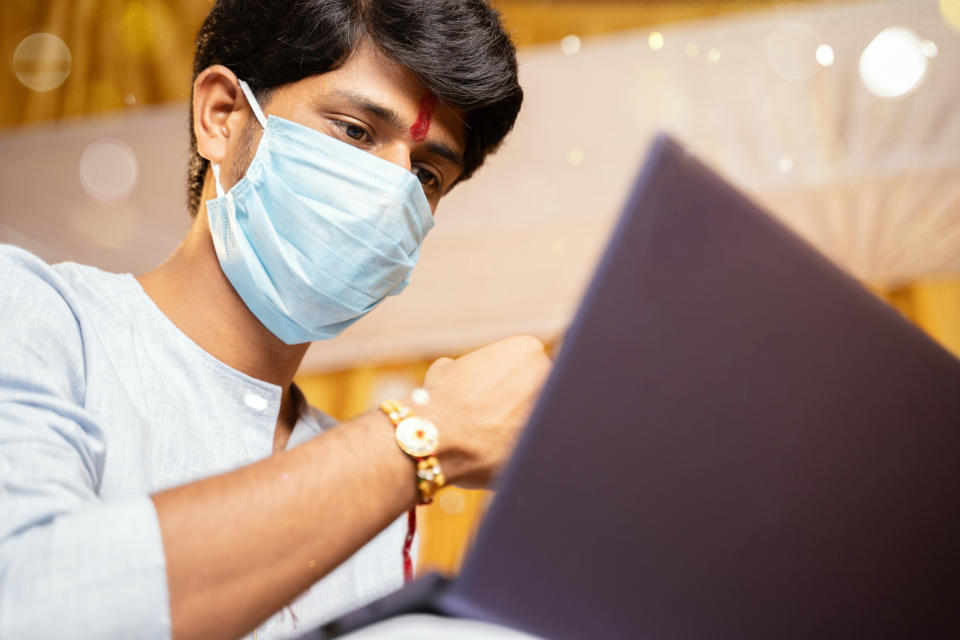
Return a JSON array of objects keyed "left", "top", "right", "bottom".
[{"left": 193, "top": 65, "right": 246, "bottom": 165}]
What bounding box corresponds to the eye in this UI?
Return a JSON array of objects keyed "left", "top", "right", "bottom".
[
  {"left": 414, "top": 166, "right": 441, "bottom": 194},
  {"left": 332, "top": 120, "right": 371, "bottom": 143},
  {"left": 344, "top": 123, "right": 367, "bottom": 140}
]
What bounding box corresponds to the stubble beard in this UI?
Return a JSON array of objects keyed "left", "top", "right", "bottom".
[{"left": 228, "top": 117, "right": 261, "bottom": 189}]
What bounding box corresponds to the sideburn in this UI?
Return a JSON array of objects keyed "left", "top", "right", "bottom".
[{"left": 228, "top": 116, "right": 262, "bottom": 189}]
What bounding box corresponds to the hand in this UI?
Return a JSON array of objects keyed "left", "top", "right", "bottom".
[{"left": 416, "top": 335, "right": 552, "bottom": 489}]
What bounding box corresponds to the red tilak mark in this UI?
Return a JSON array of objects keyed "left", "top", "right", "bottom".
[{"left": 409, "top": 94, "right": 437, "bottom": 143}]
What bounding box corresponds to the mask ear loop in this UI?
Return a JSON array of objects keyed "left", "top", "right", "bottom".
[
  {"left": 211, "top": 78, "right": 267, "bottom": 200},
  {"left": 211, "top": 163, "right": 225, "bottom": 198},
  {"left": 237, "top": 78, "right": 269, "bottom": 129}
]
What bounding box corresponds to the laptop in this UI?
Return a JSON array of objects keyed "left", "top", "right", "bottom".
[{"left": 319, "top": 134, "right": 960, "bottom": 639}]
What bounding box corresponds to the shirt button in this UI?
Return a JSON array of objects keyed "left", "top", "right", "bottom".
[{"left": 243, "top": 393, "right": 269, "bottom": 412}]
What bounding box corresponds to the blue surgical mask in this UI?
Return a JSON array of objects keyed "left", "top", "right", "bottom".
[{"left": 206, "top": 78, "right": 434, "bottom": 344}]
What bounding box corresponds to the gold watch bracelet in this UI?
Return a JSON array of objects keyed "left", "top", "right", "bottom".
[{"left": 380, "top": 399, "right": 446, "bottom": 504}]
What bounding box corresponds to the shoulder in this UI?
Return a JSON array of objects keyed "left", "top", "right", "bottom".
[
  {"left": 0, "top": 245, "right": 87, "bottom": 393},
  {"left": 1, "top": 244, "right": 139, "bottom": 321},
  {"left": 0, "top": 244, "right": 82, "bottom": 329},
  {"left": 0, "top": 243, "right": 67, "bottom": 290}
]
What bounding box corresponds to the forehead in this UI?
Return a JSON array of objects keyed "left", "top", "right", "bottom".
[{"left": 282, "top": 40, "right": 467, "bottom": 152}]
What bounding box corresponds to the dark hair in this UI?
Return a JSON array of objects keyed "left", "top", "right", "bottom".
[{"left": 187, "top": 0, "right": 523, "bottom": 215}]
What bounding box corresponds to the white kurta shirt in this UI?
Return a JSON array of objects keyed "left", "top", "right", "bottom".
[{"left": 0, "top": 245, "right": 407, "bottom": 639}]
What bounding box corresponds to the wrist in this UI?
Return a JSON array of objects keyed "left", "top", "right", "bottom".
[
  {"left": 407, "top": 392, "right": 474, "bottom": 486},
  {"left": 380, "top": 398, "right": 447, "bottom": 503}
]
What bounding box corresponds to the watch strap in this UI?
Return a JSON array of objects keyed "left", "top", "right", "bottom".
[{"left": 380, "top": 399, "right": 446, "bottom": 504}]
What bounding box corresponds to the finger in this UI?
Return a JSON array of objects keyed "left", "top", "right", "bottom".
[
  {"left": 495, "top": 334, "right": 545, "bottom": 356},
  {"left": 424, "top": 356, "right": 455, "bottom": 385}
]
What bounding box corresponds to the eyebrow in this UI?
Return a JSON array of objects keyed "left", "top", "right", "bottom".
[
  {"left": 420, "top": 140, "right": 465, "bottom": 171},
  {"left": 328, "top": 89, "right": 465, "bottom": 171}
]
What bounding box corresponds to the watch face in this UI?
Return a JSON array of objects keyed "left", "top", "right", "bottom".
[{"left": 395, "top": 416, "right": 439, "bottom": 457}]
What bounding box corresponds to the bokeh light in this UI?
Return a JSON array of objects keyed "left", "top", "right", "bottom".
[
  {"left": 411, "top": 388, "right": 431, "bottom": 406},
  {"left": 436, "top": 490, "right": 466, "bottom": 516},
  {"left": 706, "top": 48, "right": 721, "bottom": 64},
  {"left": 940, "top": 0, "right": 960, "bottom": 33},
  {"left": 68, "top": 202, "right": 138, "bottom": 250},
  {"left": 920, "top": 40, "right": 939, "bottom": 58},
  {"left": 560, "top": 34, "right": 581, "bottom": 55},
  {"left": 369, "top": 373, "right": 419, "bottom": 408},
  {"left": 648, "top": 32, "right": 664, "bottom": 51},
  {"left": 567, "top": 147, "right": 584, "bottom": 166},
  {"left": 78, "top": 138, "right": 139, "bottom": 203},
  {"left": 859, "top": 27, "right": 929, "bottom": 98},
  {"left": 777, "top": 156, "right": 794, "bottom": 173},
  {"left": 815, "top": 44, "right": 835, "bottom": 67},
  {"left": 13, "top": 33, "right": 72, "bottom": 92},
  {"left": 764, "top": 22, "right": 819, "bottom": 82}
]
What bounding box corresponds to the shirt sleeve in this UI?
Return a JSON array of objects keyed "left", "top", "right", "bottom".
[{"left": 0, "top": 246, "right": 171, "bottom": 639}]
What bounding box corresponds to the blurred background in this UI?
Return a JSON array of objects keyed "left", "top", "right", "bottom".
[{"left": 2, "top": 0, "right": 959, "bottom": 575}]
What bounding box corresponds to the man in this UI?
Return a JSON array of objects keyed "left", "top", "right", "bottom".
[{"left": 0, "top": 1, "right": 550, "bottom": 638}]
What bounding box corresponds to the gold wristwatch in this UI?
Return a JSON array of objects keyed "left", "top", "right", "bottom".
[{"left": 380, "top": 399, "right": 445, "bottom": 504}]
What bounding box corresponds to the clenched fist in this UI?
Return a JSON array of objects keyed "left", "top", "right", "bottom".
[{"left": 414, "top": 335, "right": 553, "bottom": 489}]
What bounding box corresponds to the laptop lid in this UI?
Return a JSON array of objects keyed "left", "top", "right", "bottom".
[{"left": 440, "top": 134, "right": 960, "bottom": 638}]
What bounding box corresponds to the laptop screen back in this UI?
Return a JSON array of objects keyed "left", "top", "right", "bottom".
[{"left": 445, "top": 135, "right": 960, "bottom": 639}]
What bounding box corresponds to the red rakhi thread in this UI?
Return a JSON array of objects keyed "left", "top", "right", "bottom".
[
  {"left": 286, "top": 605, "right": 298, "bottom": 629},
  {"left": 409, "top": 94, "right": 437, "bottom": 143},
  {"left": 403, "top": 507, "right": 416, "bottom": 583}
]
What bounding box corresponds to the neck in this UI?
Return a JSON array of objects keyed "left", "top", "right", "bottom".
[{"left": 136, "top": 200, "right": 309, "bottom": 403}]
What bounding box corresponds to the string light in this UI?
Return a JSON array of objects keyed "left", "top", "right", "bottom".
[
  {"left": 411, "top": 388, "right": 431, "bottom": 406},
  {"left": 859, "top": 27, "right": 929, "bottom": 98},
  {"left": 561, "top": 34, "right": 581, "bottom": 55},
  {"left": 815, "top": 44, "right": 835, "bottom": 67},
  {"left": 920, "top": 40, "right": 938, "bottom": 58}
]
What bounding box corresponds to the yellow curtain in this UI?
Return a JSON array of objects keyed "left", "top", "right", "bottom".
[
  {"left": 295, "top": 280, "right": 960, "bottom": 576},
  {"left": 1, "top": 0, "right": 206, "bottom": 129},
  {"left": 883, "top": 280, "right": 960, "bottom": 358}
]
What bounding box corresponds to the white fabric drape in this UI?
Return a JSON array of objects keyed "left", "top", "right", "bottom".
[{"left": 1, "top": 0, "right": 957, "bottom": 372}]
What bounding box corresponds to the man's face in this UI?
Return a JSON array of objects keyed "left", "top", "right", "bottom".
[{"left": 228, "top": 40, "right": 467, "bottom": 213}]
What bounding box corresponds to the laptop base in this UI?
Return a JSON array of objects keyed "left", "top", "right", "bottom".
[{"left": 320, "top": 573, "right": 453, "bottom": 638}]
